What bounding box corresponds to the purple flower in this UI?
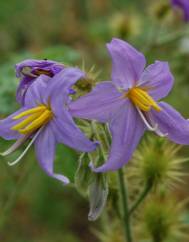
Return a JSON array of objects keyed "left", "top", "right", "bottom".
[
  {"left": 70, "top": 38, "right": 189, "bottom": 172},
  {"left": 0, "top": 67, "right": 97, "bottom": 184},
  {"left": 16, "top": 59, "right": 65, "bottom": 105},
  {"left": 171, "top": 0, "right": 189, "bottom": 22}
]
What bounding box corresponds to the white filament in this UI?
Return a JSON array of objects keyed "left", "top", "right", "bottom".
[
  {"left": 8, "top": 127, "right": 43, "bottom": 166},
  {"left": 137, "top": 107, "right": 168, "bottom": 137},
  {"left": 136, "top": 107, "right": 158, "bottom": 131},
  {"left": 1, "top": 135, "right": 29, "bottom": 156},
  {"left": 155, "top": 129, "right": 168, "bottom": 137}
]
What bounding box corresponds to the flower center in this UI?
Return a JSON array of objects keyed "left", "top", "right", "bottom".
[
  {"left": 126, "top": 87, "right": 161, "bottom": 112},
  {"left": 11, "top": 105, "right": 53, "bottom": 135},
  {"left": 33, "top": 69, "right": 54, "bottom": 77},
  {"left": 21, "top": 67, "right": 53, "bottom": 78}
]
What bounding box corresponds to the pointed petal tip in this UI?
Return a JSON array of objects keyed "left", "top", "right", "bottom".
[
  {"left": 151, "top": 102, "right": 189, "bottom": 145},
  {"left": 107, "top": 37, "right": 124, "bottom": 45},
  {"left": 85, "top": 140, "right": 100, "bottom": 152},
  {"left": 92, "top": 140, "right": 100, "bottom": 151},
  {"left": 91, "top": 166, "right": 106, "bottom": 173},
  {"left": 107, "top": 37, "right": 141, "bottom": 51},
  {"left": 52, "top": 173, "right": 70, "bottom": 185},
  {"left": 106, "top": 37, "right": 146, "bottom": 89},
  {"left": 140, "top": 60, "right": 174, "bottom": 100},
  {"left": 46, "top": 171, "right": 71, "bottom": 185},
  {"left": 0, "top": 152, "right": 6, "bottom": 157},
  {"left": 92, "top": 165, "right": 116, "bottom": 173},
  {"left": 89, "top": 161, "right": 120, "bottom": 173},
  {"left": 61, "top": 177, "right": 70, "bottom": 185},
  {"left": 106, "top": 38, "right": 122, "bottom": 49},
  {"left": 88, "top": 161, "right": 104, "bottom": 173},
  {"left": 94, "top": 140, "right": 100, "bottom": 147}
]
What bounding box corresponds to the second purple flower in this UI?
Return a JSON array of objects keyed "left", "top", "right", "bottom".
[{"left": 70, "top": 38, "right": 189, "bottom": 172}]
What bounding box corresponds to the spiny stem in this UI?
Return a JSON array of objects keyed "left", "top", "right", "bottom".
[
  {"left": 118, "top": 169, "right": 133, "bottom": 242},
  {"left": 129, "top": 184, "right": 152, "bottom": 216}
]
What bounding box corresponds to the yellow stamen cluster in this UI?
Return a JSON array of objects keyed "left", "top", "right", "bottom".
[
  {"left": 11, "top": 105, "right": 53, "bottom": 135},
  {"left": 126, "top": 87, "right": 161, "bottom": 112}
]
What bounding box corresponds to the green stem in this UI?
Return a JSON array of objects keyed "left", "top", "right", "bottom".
[
  {"left": 129, "top": 184, "right": 152, "bottom": 216},
  {"left": 118, "top": 169, "right": 133, "bottom": 242}
]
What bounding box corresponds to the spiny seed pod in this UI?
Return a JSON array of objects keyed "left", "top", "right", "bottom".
[
  {"left": 73, "top": 65, "right": 100, "bottom": 98},
  {"left": 109, "top": 12, "right": 140, "bottom": 39},
  {"left": 138, "top": 194, "right": 189, "bottom": 242},
  {"left": 151, "top": 1, "right": 171, "bottom": 20},
  {"left": 129, "top": 136, "right": 187, "bottom": 189},
  {"left": 93, "top": 221, "right": 124, "bottom": 242},
  {"left": 75, "top": 77, "right": 93, "bottom": 92}
]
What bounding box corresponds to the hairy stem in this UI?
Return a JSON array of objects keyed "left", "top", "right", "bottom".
[
  {"left": 118, "top": 169, "right": 133, "bottom": 242},
  {"left": 129, "top": 184, "right": 152, "bottom": 216}
]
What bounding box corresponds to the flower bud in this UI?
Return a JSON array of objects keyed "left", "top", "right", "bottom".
[
  {"left": 72, "top": 65, "right": 99, "bottom": 98},
  {"left": 151, "top": 1, "right": 171, "bottom": 20},
  {"left": 109, "top": 12, "right": 140, "bottom": 39}
]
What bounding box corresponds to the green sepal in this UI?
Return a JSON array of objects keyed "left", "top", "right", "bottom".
[
  {"left": 74, "top": 153, "right": 93, "bottom": 195},
  {"left": 88, "top": 173, "right": 108, "bottom": 221}
]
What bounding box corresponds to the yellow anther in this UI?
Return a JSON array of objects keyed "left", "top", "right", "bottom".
[
  {"left": 11, "top": 113, "right": 40, "bottom": 131},
  {"left": 19, "top": 110, "right": 52, "bottom": 134},
  {"left": 126, "top": 87, "right": 161, "bottom": 112},
  {"left": 130, "top": 96, "right": 150, "bottom": 111},
  {"left": 11, "top": 105, "right": 53, "bottom": 135},
  {"left": 13, "top": 106, "right": 46, "bottom": 120}
]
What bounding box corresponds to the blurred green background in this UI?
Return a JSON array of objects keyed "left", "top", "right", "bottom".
[{"left": 1, "top": 0, "right": 189, "bottom": 241}]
